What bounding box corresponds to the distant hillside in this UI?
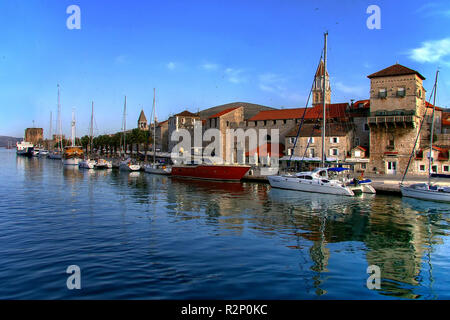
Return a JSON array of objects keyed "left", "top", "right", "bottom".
[
  {"left": 0, "top": 136, "right": 22, "bottom": 147},
  {"left": 198, "top": 102, "right": 276, "bottom": 120}
]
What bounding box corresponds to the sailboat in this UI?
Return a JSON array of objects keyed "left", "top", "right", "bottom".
[
  {"left": 49, "top": 85, "right": 63, "bottom": 160},
  {"left": 119, "top": 96, "right": 141, "bottom": 172},
  {"left": 144, "top": 88, "right": 172, "bottom": 175},
  {"left": 79, "top": 102, "right": 97, "bottom": 169},
  {"left": 63, "top": 110, "right": 84, "bottom": 165},
  {"left": 401, "top": 70, "right": 450, "bottom": 203},
  {"left": 268, "top": 33, "right": 362, "bottom": 196}
]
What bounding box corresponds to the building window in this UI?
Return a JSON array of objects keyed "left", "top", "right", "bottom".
[
  {"left": 289, "top": 137, "right": 296, "bottom": 144},
  {"left": 309, "top": 148, "right": 315, "bottom": 158},
  {"left": 419, "top": 164, "right": 426, "bottom": 172},
  {"left": 364, "top": 123, "right": 370, "bottom": 131},
  {"left": 378, "top": 88, "right": 387, "bottom": 99},
  {"left": 181, "top": 118, "right": 185, "bottom": 124},
  {"left": 432, "top": 165, "right": 438, "bottom": 173},
  {"left": 443, "top": 165, "right": 449, "bottom": 173},
  {"left": 397, "top": 87, "right": 406, "bottom": 97},
  {"left": 273, "top": 120, "right": 276, "bottom": 125},
  {"left": 308, "top": 137, "right": 315, "bottom": 144},
  {"left": 264, "top": 120, "right": 267, "bottom": 126},
  {"left": 283, "top": 120, "right": 287, "bottom": 124},
  {"left": 329, "top": 148, "right": 339, "bottom": 156},
  {"left": 355, "top": 137, "right": 360, "bottom": 146},
  {"left": 330, "top": 137, "right": 339, "bottom": 144},
  {"left": 355, "top": 150, "right": 361, "bottom": 158},
  {"left": 287, "top": 148, "right": 294, "bottom": 156},
  {"left": 226, "top": 121, "right": 229, "bottom": 127},
  {"left": 387, "top": 133, "right": 395, "bottom": 149},
  {"left": 361, "top": 163, "right": 367, "bottom": 169}
]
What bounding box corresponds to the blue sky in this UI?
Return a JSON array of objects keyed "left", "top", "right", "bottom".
[{"left": 1, "top": 0, "right": 450, "bottom": 138}]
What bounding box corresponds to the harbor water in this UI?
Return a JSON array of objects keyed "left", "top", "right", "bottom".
[{"left": 0, "top": 148, "right": 449, "bottom": 299}]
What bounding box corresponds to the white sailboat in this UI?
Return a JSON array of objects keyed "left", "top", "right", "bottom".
[
  {"left": 49, "top": 85, "right": 63, "bottom": 160},
  {"left": 144, "top": 88, "right": 172, "bottom": 175},
  {"left": 79, "top": 102, "right": 97, "bottom": 169},
  {"left": 401, "top": 70, "right": 450, "bottom": 203},
  {"left": 119, "top": 96, "right": 141, "bottom": 172},
  {"left": 268, "top": 33, "right": 359, "bottom": 196},
  {"left": 63, "top": 110, "right": 84, "bottom": 166}
]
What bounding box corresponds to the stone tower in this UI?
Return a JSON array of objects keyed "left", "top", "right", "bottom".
[
  {"left": 367, "top": 63, "right": 427, "bottom": 175},
  {"left": 138, "top": 110, "right": 148, "bottom": 130},
  {"left": 312, "top": 59, "right": 331, "bottom": 106}
]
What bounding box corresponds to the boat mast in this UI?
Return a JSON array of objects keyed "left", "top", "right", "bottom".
[
  {"left": 90, "top": 101, "right": 94, "bottom": 156},
  {"left": 57, "top": 84, "right": 63, "bottom": 152},
  {"left": 122, "top": 96, "right": 127, "bottom": 156},
  {"left": 153, "top": 88, "right": 156, "bottom": 165},
  {"left": 71, "top": 109, "right": 76, "bottom": 147},
  {"left": 428, "top": 70, "right": 439, "bottom": 186},
  {"left": 49, "top": 111, "right": 53, "bottom": 150},
  {"left": 321, "top": 32, "right": 328, "bottom": 167}
]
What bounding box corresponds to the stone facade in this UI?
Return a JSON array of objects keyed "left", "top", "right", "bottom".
[
  {"left": 25, "top": 128, "right": 43, "bottom": 145},
  {"left": 167, "top": 110, "right": 200, "bottom": 153},
  {"left": 367, "top": 64, "right": 427, "bottom": 175}
]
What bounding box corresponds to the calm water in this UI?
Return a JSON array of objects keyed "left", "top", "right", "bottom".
[{"left": 0, "top": 149, "right": 449, "bottom": 299}]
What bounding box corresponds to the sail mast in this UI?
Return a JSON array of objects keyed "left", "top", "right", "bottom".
[
  {"left": 428, "top": 70, "right": 439, "bottom": 186},
  {"left": 153, "top": 88, "right": 156, "bottom": 165},
  {"left": 71, "top": 109, "right": 76, "bottom": 147},
  {"left": 49, "top": 111, "right": 53, "bottom": 150},
  {"left": 90, "top": 101, "right": 94, "bottom": 155},
  {"left": 122, "top": 96, "right": 127, "bottom": 156},
  {"left": 321, "top": 32, "right": 328, "bottom": 167},
  {"left": 57, "top": 84, "right": 62, "bottom": 152}
]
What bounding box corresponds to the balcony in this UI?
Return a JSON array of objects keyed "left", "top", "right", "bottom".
[{"left": 368, "top": 114, "right": 417, "bottom": 128}]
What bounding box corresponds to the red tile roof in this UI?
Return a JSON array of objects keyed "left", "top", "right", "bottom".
[
  {"left": 248, "top": 103, "right": 349, "bottom": 121},
  {"left": 351, "top": 100, "right": 370, "bottom": 109},
  {"left": 353, "top": 146, "right": 367, "bottom": 152},
  {"left": 208, "top": 107, "right": 240, "bottom": 119},
  {"left": 426, "top": 101, "right": 443, "bottom": 112},
  {"left": 175, "top": 110, "right": 199, "bottom": 117},
  {"left": 367, "top": 64, "right": 425, "bottom": 80},
  {"left": 442, "top": 112, "right": 450, "bottom": 126},
  {"left": 248, "top": 108, "right": 307, "bottom": 121},
  {"left": 245, "top": 143, "right": 285, "bottom": 157}
]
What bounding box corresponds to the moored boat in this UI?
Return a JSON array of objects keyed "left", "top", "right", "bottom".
[
  {"left": 401, "top": 183, "right": 450, "bottom": 203},
  {"left": 95, "top": 159, "right": 112, "bottom": 169},
  {"left": 268, "top": 167, "right": 355, "bottom": 196},
  {"left": 171, "top": 164, "right": 250, "bottom": 181},
  {"left": 119, "top": 158, "right": 141, "bottom": 171},
  {"left": 79, "top": 159, "right": 96, "bottom": 169},
  {"left": 144, "top": 163, "right": 172, "bottom": 175},
  {"left": 16, "top": 141, "right": 34, "bottom": 157},
  {"left": 63, "top": 146, "right": 84, "bottom": 165}
]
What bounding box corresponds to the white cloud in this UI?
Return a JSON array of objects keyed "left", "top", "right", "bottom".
[
  {"left": 167, "top": 62, "right": 176, "bottom": 70},
  {"left": 335, "top": 81, "right": 366, "bottom": 96},
  {"left": 409, "top": 38, "right": 450, "bottom": 63},
  {"left": 224, "top": 68, "right": 246, "bottom": 84},
  {"left": 201, "top": 63, "right": 219, "bottom": 71},
  {"left": 258, "top": 73, "right": 304, "bottom": 103},
  {"left": 114, "top": 55, "right": 128, "bottom": 64}
]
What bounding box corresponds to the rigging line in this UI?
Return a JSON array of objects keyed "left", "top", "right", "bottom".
[
  {"left": 288, "top": 50, "right": 324, "bottom": 167},
  {"left": 401, "top": 81, "right": 436, "bottom": 184},
  {"left": 299, "top": 109, "right": 324, "bottom": 167}
]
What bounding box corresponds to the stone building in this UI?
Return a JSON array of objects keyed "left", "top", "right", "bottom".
[
  {"left": 283, "top": 122, "right": 354, "bottom": 170},
  {"left": 167, "top": 110, "right": 200, "bottom": 153},
  {"left": 312, "top": 59, "right": 331, "bottom": 106},
  {"left": 137, "top": 110, "right": 148, "bottom": 130},
  {"left": 205, "top": 106, "right": 244, "bottom": 162},
  {"left": 414, "top": 146, "right": 449, "bottom": 175},
  {"left": 25, "top": 128, "right": 43, "bottom": 145},
  {"left": 367, "top": 64, "right": 427, "bottom": 175},
  {"left": 155, "top": 120, "right": 169, "bottom": 152}
]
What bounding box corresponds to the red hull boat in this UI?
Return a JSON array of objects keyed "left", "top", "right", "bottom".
[{"left": 171, "top": 164, "right": 251, "bottom": 181}]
